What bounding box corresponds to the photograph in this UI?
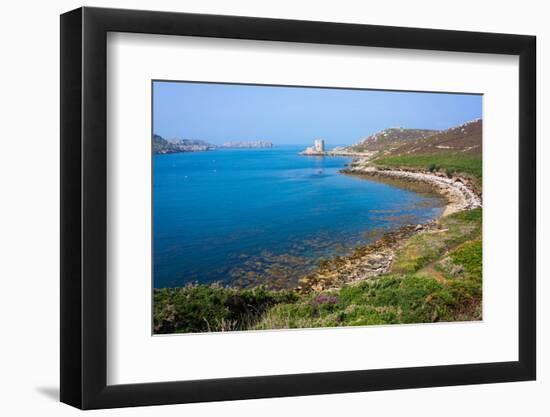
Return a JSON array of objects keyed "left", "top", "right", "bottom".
[
  {"left": 152, "top": 81, "right": 483, "bottom": 334},
  {"left": 0, "top": 0, "right": 543, "bottom": 413}
]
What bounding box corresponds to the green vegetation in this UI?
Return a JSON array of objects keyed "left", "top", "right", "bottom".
[
  {"left": 436, "top": 239, "right": 482, "bottom": 282},
  {"left": 154, "top": 285, "right": 297, "bottom": 333},
  {"left": 254, "top": 272, "right": 480, "bottom": 329},
  {"left": 154, "top": 208, "right": 482, "bottom": 333},
  {"left": 373, "top": 153, "right": 482, "bottom": 182},
  {"left": 450, "top": 240, "right": 482, "bottom": 279},
  {"left": 391, "top": 209, "right": 481, "bottom": 274}
]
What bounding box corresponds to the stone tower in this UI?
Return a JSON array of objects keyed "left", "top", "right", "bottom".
[{"left": 314, "top": 139, "right": 325, "bottom": 153}]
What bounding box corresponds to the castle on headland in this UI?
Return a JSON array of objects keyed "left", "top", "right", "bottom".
[{"left": 301, "top": 138, "right": 326, "bottom": 155}]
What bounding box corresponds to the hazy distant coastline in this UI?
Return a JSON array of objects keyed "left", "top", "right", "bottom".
[{"left": 153, "top": 134, "right": 273, "bottom": 154}]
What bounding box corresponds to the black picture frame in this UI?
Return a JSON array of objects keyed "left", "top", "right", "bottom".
[{"left": 60, "top": 6, "right": 536, "bottom": 410}]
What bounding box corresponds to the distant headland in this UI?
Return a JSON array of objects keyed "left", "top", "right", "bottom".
[{"left": 153, "top": 134, "right": 273, "bottom": 154}]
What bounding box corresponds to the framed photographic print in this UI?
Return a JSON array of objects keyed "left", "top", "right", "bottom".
[{"left": 60, "top": 7, "right": 536, "bottom": 409}]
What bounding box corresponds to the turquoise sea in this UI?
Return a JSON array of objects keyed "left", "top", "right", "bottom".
[{"left": 153, "top": 146, "right": 444, "bottom": 288}]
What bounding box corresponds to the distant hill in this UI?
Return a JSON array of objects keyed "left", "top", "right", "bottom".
[
  {"left": 153, "top": 134, "right": 177, "bottom": 154},
  {"left": 378, "top": 119, "right": 482, "bottom": 157},
  {"left": 346, "top": 128, "right": 439, "bottom": 153},
  {"left": 153, "top": 134, "right": 215, "bottom": 154},
  {"left": 343, "top": 119, "right": 482, "bottom": 157},
  {"left": 340, "top": 119, "right": 483, "bottom": 183},
  {"left": 368, "top": 119, "right": 483, "bottom": 183}
]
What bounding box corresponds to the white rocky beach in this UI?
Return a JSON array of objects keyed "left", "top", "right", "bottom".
[{"left": 345, "top": 160, "right": 482, "bottom": 216}]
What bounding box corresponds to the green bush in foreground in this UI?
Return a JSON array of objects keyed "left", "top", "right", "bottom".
[
  {"left": 154, "top": 285, "right": 297, "bottom": 334},
  {"left": 254, "top": 271, "right": 481, "bottom": 330},
  {"left": 448, "top": 240, "right": 482, "bottom": 281},
  {"left": 450, "top": 208, "right": 482, "bottom": 223}
]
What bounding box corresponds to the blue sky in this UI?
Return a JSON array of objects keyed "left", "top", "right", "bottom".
[{"left": 153, "top": 81, "right": 482, "bottom": 146}]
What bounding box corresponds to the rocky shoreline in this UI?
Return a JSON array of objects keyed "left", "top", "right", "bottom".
[
  {"left": 296, "top": 161, "right": 482, "bottom": 293},
  {"left": 296, "top": 221, "right": 436, "bottom": 293}
]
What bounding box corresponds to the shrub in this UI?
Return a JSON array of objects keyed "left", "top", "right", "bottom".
[
  {"left": 153, "top": 284, "right": 297, "bottom": 334},
  {"left": 449, "top": 207, "right": 482, "bottom": 223},
  {"left": 449, "top": 240, "right": 482, "bottom": 281},
  {"left": 427, "top": 163, "right": 439, "bottom": 172}
]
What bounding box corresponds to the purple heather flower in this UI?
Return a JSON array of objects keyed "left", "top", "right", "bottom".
[{"left": 311, "top": 294, "right": 339, "bottom": 306}]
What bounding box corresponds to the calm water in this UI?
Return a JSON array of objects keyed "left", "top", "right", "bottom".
[{"left": 153, "top": 146, "right": 444, "bottom": 288}]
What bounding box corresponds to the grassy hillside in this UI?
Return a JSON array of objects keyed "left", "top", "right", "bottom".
[
  {"left": 373, "top": 153, "right": 482, "bottom": 180},
  {"left": 370, "top": 120, "right": 483, "bottom": 189},
  {"left": 344, "top": 120, "right": 483, "bottom": 186}
]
